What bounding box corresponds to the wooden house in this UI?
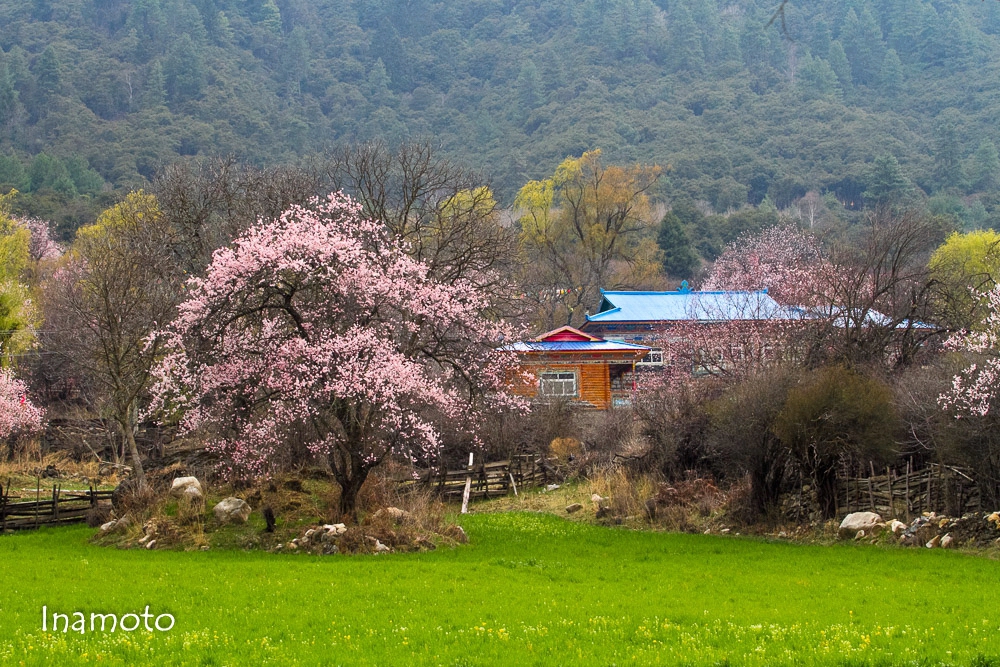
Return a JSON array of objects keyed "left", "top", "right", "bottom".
[{"left": 506, "top": 326, "right": 650, "bottom": 410}]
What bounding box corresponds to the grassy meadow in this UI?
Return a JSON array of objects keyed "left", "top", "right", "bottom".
[{"left": 1, "top": 512, "right": 999, "bottom": 666}]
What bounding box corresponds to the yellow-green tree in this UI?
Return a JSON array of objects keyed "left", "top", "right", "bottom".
[
  {"left": 929, "top": 229, "right": 1000, "bottom": 330},
  {"left": 0, "top": 190, "right": 37, "bottom": 367},
  {"left": 516, "top": 150, "right": 663, "bottom": 329}
]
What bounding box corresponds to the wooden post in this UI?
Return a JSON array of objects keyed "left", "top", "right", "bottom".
[
  {"left": 867, "top": 465, "right": 876, "bottom": 512},
  {"left": 509, "top": 472, "right": 519, "bottom": 497},
  {"left": 461, "top": 453, "right": 473, "bottom": 514},
  {"left": 34, "top": 477, "right": 40, "bottom": 529},
  {"left": 52, "top": 485, "right": 59, "bottom": 522},
  {"left": 886, "top": 466, "right": 894, "bottom": 519},
  {"left": 905, "top": 458, "right": 912, "bottom": 519}
]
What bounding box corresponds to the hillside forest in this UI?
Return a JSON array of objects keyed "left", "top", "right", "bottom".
[{"left": 1, "top": 0, "right": 1000, "bottom": 241}]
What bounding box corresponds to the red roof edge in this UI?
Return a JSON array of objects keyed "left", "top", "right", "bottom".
[{"left": 532, "top": 325, "right": 603, "bottom": 342}]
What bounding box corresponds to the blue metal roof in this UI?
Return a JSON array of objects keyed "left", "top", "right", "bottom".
[
  {"left": 585, "top": 289, "right": 791, "bottom": 323},
  {"left": 505, "top": 340, "right": 651, "bottom": 353}
]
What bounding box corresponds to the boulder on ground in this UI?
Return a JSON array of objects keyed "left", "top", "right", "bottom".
[
  {"left": 371, "top": 507, "right": 412, "bottom": 525},
  {"left": 889, "top": 519, "right": 907, "bottom": 536},
  {"left": 565, "top": 503, "right": 583, "bottom": 514},
  {"left": 940, "top": 533, "right": 954, "bottom": 549},
  {"left": 170, "top": 477, "right": 204, "bottom": 502},
  {"left": 838, "top": 512, "right": 884, "bottom": 539},
  {"left": 213, "top": 497, "right": 252, "bottom": 524}
]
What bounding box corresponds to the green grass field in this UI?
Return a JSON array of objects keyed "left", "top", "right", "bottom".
[{"left": 1, "top": 512, "right": 999, "bottom": 666}]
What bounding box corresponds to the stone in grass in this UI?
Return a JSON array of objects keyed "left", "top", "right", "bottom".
[
  {"left": 213, "top": 497, "right": 252, "bottom": 524},
  {"left": 170, "top": 477, "right": 204, "bottom": 502},
  {"left": 565, "top": 503, "right": 583, "bottom": 514},
  {"left": 889, "top": 519, "right": 907, "bottom": 536},
  {"left": 838, "top": 512, "right": 884, "bottom": 539},
  {"left": 371, "top": 507, "right": 413, "bottom": 525}
]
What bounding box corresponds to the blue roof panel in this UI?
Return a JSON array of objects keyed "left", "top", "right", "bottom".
[
  {"left": 586, "top": 290, "right": 791, "bottom": 323},
  {"left": 505, "top": 340, "right": 651, "bottom": 353}
]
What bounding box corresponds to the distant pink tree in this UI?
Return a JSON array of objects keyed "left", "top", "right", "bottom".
[
  {"left": 0, "top": 369, "right": 44, "bottom": 442},
  {"left": 702, "top": 224, "right": 832, "bottom": 307},
  {"left": 13, "top": 216, "right": 62, "bottom": 262},
  {"left": 150, "top": 193, "right": 521, "bottom": 517},
  {"left": 940, "top": 284, "right": 1000, "bottom": 417}
]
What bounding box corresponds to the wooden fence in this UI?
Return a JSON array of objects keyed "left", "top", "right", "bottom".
[
  {"left": 398, "top": 455, "right": 559, "bottom": 500},
  {"left": 0, "top": 481, "right": 114, "bottom": 531},
  {"left": 836, "top": 461, "right": 981, "bottom": 519}
]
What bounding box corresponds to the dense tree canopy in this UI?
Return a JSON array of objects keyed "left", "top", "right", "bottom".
[{"left": 0, "top": 0, "right": 1000, "bottom": 231}]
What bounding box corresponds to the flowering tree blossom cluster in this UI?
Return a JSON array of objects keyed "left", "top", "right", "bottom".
[
  {"left": 14, "top": 216, "right": 62, "bottom": 262},
  {"left": 701, "top": 224, "right": 833, "bottom": 307},
  {"left": 0, "top": 368, "right": 43, "bottom": 441},
  {"left": 150, "top": 193, "right": 522, "bottom": 516},
  {"left": 940, "top": 283, "right": 1000, "bottom": 418}
]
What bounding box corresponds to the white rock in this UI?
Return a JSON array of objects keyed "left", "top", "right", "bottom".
[
  {"left": 591, "top": 494, "right": 605, "bottom": 503},
  {"left": 889, "top": 519, "right": 907, "bottom": 536},
  {"left": 213, "top": 497, "right": 252, "bottom": 524},
  {"left": 854, "top": 530, "right": 866, "bottom": 540},
  {"left": 374, "top": 540, "right": 391, "bottom": 553},
  {"left": 323, "top": 523, "right": 347, "bottom": 535},
  {"left": 99, "top": 520, "right": 118, "bottom": 533},
  {"left": 145, "top": 540, "right": 157, "bottom": 550},
  {"left": 926, "top": 535, "right": 941, "bottom": 549},
  {"left": 546, "top": 484, "right": 560, "bottom": 491},
  {"left": 170, "top": 477, "right": 204, "bottom": 502},
  {"left": 838, "top": 512, "right": 884, "bottom": 538},
  {"left": 304, "top": 529, "right": 316, "bottom": 538},
  {"left": 940, "top": 533, "right": 954, "bottom": 549}
]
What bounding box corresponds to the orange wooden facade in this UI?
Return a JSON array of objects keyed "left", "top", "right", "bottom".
[{"left": 507, "top": 326, "right": 649, "bottom": 410}]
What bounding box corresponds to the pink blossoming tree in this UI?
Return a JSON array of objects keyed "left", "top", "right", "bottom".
[
  {"left": 940, "top": 283, "right": 1000, "bottom": 418},
  {"left": 701, "top": 224, "right": 832, "bottom": 307},
  {"left": 151, "top": 194, "right": 521, "bottom": 517},
  {"left": 0, "top": 368, "right": 43, "bottom": 444}
]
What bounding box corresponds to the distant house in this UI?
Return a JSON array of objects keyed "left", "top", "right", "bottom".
[
  {"left": 579, "top": 282, "right": 796, "bottom": 375},
  {"left": 506, "top": 326, "right": 650, "bottom": 409}
]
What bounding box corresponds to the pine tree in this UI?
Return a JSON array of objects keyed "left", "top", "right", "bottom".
[
  {"left": 863, "top": 154, "right": 912, "bottom": 207},
  {"left": 657, "top": 210, "right": 699, "bottom": 278},
  {"left": 969, "top": 140, "right": 1000, "bottom": 193},
  {"left": 163, "top": 34, "right": 205, "bottom": 104},
  {"left": 35, "top": 45, "right": 62, "bottom": 97},
  {"left": 879, "top": 49, "right": 903, "bottom": 97},
  {"left": 827, "top": 41, "right": 852, "bottom": 91}
]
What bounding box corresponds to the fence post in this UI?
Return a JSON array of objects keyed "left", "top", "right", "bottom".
[
  {"left": 34, "top": 477, "right": 40, "bottom": 529},
  {"left": 886, "top": 466, "right": 894, "bottom": 519},
  {"left": 905, "top": 458, "right": 912, "bottom": 519},
  {"left": 461, "top": 453, "right": 473, "bottom": 514}
]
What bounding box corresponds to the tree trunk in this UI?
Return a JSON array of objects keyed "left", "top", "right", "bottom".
[
  {"left": 337, "top": 468, "right": 369, "bottom": 521},
  {"left": 120, "top": 420, "right": 146, "bottom": 487}
]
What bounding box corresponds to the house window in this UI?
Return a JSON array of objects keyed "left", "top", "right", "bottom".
[
  {"left": 539, "top": 371, "right": 578, "bottom": 397},
  {"left": 636, "top": 348, "right": 664, "bottom": 366}
]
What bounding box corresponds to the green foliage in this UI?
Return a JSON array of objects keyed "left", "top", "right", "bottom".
[{"left": 775, "top": 366, "right": 896, "bottom": 518}]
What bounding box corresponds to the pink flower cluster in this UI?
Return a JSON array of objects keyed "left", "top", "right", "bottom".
[
  {"left": 0, "top": 369, "right": 44, "bottom": 439},
  {"left": 940, "top": 283, "right": 1000, "bottom": 417}
]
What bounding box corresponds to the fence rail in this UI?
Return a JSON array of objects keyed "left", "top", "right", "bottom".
[
  {"left": 0, "top": 481, "right": 113, "bottom": 531},
  {"left": 836, "top": 461, "right": 980, "bottom": 519},
  {"left": 398, "top": 455, "right": 559, "bottom": 500}
]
